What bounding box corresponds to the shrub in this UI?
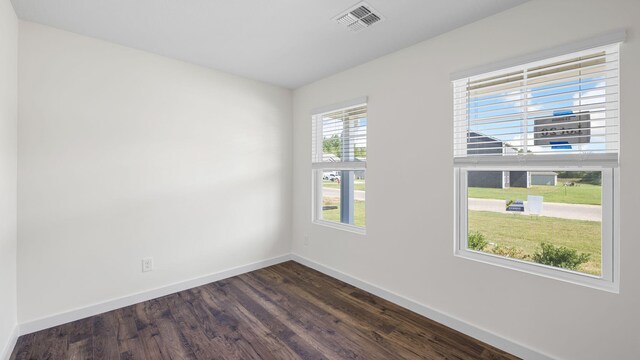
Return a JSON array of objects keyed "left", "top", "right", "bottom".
[
  {"left": 489, "top": 244, "right": 528, "bottom": 260},
  {"left": 532, "top": 242, "right": 590, "bottom": 270},
  {"left": 557, "top": 171, "right": 601, "bottom": 185},
  {"left": 468, "top": 232, "right": 488, "bottom": 251}
]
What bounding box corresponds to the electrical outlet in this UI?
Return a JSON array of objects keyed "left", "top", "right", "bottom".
[
  {"left": 142, "top": 257, "right": 153, "bottom": 272},
  {"left": 304, "top": 235, "right": 309, "bottom": 246}
]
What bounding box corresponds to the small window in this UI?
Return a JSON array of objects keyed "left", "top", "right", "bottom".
[
  {"left": 312, "top": 99, "right": 367, "bottom": 233},
  {"left": 452, "top": 42, "right": 620, "bottom": 291}
]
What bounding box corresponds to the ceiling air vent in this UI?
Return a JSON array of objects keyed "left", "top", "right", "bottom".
[{"left": 334, "top": 2, "right": 384, "bottom": 32}]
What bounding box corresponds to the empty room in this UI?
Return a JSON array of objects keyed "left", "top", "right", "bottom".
[{"left": 1, "top": 0, "right": 638, "bottom": 359}]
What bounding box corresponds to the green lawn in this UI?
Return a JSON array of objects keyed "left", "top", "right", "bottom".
[
  {"left": 322, "top": 180, "right": 366, "bottom": 191},
  {"left": 322, "top": 198, "right": 366, "bottom": 228},
  {"left": 468, "top": 183, "right": 601, "bottom": 205},
  {"left": 469, "top": 210, "right": 601, "bottom": 275}
]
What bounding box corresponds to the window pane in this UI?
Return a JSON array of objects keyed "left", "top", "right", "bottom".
[
  {"left": 454, "top": 45, "right": 620, "bottom": 160},
  {"left": 467, "top": 170, "right": 602, "bottom": 276},
  {"left": 321, "top": 170, "right": 365, "bottom": 228},
  {"left": 321, "top": 171, "right": 342, "bottom": 222},
  {"left": 320, "top": 108, "right": 367, "bottom": 162}
]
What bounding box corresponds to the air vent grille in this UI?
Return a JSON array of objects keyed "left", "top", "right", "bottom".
[
  {"left": 351, "top": 6, "right": 371, "bottom": 19},
  {"left": 334, "top": 2, "right": 384, "bottom": 32},
  {"left": 360, "top": 13, "right": 380, "bottom": 26}
]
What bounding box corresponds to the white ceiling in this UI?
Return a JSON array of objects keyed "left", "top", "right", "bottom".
[{"left": 11, "top": 0, "right": 528, "bottom": 89}]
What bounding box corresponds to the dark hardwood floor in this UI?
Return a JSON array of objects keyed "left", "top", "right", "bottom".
[{"left": 10, "top": 261, "right": 519, "bottom": 359}]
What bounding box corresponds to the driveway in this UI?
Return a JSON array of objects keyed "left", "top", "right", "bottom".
[{"left": 468, "top": 198, "right": 601, "bottom": 221}]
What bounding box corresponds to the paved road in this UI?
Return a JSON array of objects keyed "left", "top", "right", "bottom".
[
  {"left": 468, "top": 198, "right": 601, "bottom": 221},
  {"left": 322, "top": 187, "right": 365, "bottom": 201},
  {"left": 321, "top": 189, "right": 599, "bottom": 221}
]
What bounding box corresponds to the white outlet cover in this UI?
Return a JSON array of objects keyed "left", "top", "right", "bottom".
[{"left": 142, "top": 257, "right": 153, "bottom": 272}]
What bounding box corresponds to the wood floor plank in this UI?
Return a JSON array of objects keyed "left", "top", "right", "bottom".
[
  {"left": 259, "top": 265, "right": 438, "bottom": 359},
  {"left": 183, "top": 287, "right": 266, "bottom": 360},
  {"left": 142, "top": 298, "right": 197, "bottom": 360},
  {"left": 9, "top": 333, "right": 36, "bottom": 360},
  {"left": 114, "top": 307, "right": 147, "bottom": 360},
  {"left": 93, "top": 312, "right": 120, "bottom": 360},
  {"left": 198, "top": 282, "right": 301, "bottom": 360},
  {"left": 30, "top": 325, "right": 69, "bottom": 360},
  {"left": 65, "top": 317, "right": 94, "bottom": 360},
  {"left": 163, "top": 293, "right": 225, "bottom": 360},
  {"left": 68, "top": 338, "right": 93, "bottom": 360},
  {"left": 238, "top": 271, "right": 398, "bottom": 360},
  {"left": 210, "top": 280, "right": 326, "bottom": 360},
  {"left": 275, "top": 262, "right": 512, "bottom": 360},
  {"left": 131, "top": 302, "right": 173, "bottom": 360},
  {"left": 65, "top": 317, "right": 93, "bottom": 344},
  {"left": 228, "top": 276, "right": 354, "bottom": 360},
  {"left": 262, "top": 267, "right": 437, "bottom": 359},
  {"left": 8, "top": 261, "right": 521, "bottom": 360},
  {"left": 172, "top": 287, "right": 262, "bottom": 360}
]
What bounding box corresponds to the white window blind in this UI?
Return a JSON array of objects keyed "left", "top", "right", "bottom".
[
  {"left": 453, "top": 44, "right": 620, "bottom": 166},
  {"left": 312, "top": 102, "right": 367, "bottom": 170}
]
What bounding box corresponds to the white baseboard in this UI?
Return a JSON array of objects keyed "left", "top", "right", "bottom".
[
  {"left": 1, "top": 324, "right": 19, "bottom": 360},
  {"left": 16, "top": 252, "right": 553, "bottom": 360},
  {"left": 291, "top": 253, "right": 555, "bottom": 360},
  {"left": 19, "top": 254, "right": 292, "bottom": 335}
]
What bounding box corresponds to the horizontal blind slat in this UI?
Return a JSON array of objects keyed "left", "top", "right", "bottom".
[
  {"left": 454, "top": 85, "right": 617, "bottom": 113},
  {"left": 454, "top": 110, "right": 611, "bottom": 127},
  {"left": 457, "top": 128, "right": 618, "bottom": 146},
  {"left": 454, "top": 69, "right": 618, "bottom": 101},
  {"left": 460, "top": 93, "right": 615, "bottom": 118},
  {"left": 456, "top": 116, "right": 617, "bottom": 132},
  {"left": 453, "top": 75, "right": 618, "bottom": 105},
  {"left": 459, "top": 103, "right": 617, "bottom": 123},
  {"left": 458, "top": 147, "right": 619, "bottom": 157},
  {"left": 466, "top": 58, "right": 617, "bottom": 94}
]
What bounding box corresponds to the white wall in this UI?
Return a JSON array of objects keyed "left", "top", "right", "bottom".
[
  {"left": 18, "top": 22, "right": 292, "bottom": 323},
  {"left": 0, "top": 0, "right": 18, "bottom": 357},
  {"left": 292, "top": 1, "right": 640, "bottom": 359}
]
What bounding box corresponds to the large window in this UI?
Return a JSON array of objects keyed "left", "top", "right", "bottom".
[
  {"left": 312, "top": 99, "right": 367, "bottom": 233},
  {"left": 452, "top": 40, "right": 621, "bottom": 291}
]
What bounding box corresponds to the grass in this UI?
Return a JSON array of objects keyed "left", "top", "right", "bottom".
[
  {"left": 468, "top": 210, "right": 601, "bottom": 275},
  {"left": 322, "top": 197, "right": 366, "bottom": 228},
  {"left": 468, "top": 182, "right": 601, "bottom": 205},
  {"left": 322, "top": 180, "right": 366, "bottom": 191}
]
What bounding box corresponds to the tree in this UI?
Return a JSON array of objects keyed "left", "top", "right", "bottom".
[
  {"left": 323, "top": 135, "right": 366, "bottom": 159},
  {"left": 323, "top": 135, "right": 341, "bottom": 158},
  {"left": 580, "top": 171, "right": 601, "bottom": 185}
]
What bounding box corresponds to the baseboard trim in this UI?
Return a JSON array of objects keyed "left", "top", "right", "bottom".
[
  {"left": 291, "top": 253, "right": 555, "bottom": 360},
  {"left": 1, "top": 324, "right": 19, "bottom": 360},
  {"left": 16, "top": 252, "right": 554, "bottom": 359},
  {"left": 19, "top": 254, "right": 292, "bottom": 335}
]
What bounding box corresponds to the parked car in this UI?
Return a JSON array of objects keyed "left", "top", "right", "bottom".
[{"left": 323, "top": 172, "right": 341, "bottom": 182}]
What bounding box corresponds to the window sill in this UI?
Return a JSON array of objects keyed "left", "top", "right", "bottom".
[
  {"left": 313, "top": 219, "right": 366, "bottom": 235},
  {"left": 454, "top": 248, "right": 619, "bottom": 293}
]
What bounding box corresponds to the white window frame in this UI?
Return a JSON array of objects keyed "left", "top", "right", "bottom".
[
  {"left": 311, "top": 98, "right": 367, "bottom": 235},
  {"left": 452, "top": 34, "right": 624, "bottom": 292},
  {"left": 312, "top": 167, "right": 366, "bottom": 235},
  {"left": 454, "top": 166, "right": 618, "bottom": 292}
]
